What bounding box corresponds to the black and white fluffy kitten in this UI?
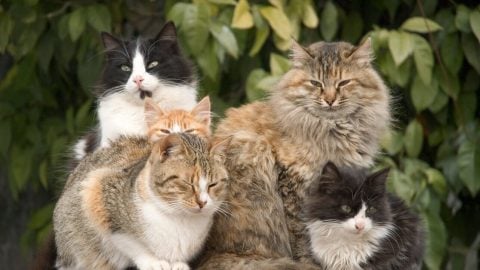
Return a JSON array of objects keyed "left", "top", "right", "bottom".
[
  {"left": 73, "top": 21, "right": 197, "bottom": 160},
  {"left": 303, "top": 162, "right": 425, "bottom": 270}
]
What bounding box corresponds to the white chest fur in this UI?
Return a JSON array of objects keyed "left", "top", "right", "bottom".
[
  {"left": 97, "top": 84, "right": 197, "bottom": 147},
  {"left": 307, "top": 221, "right": 392, "bottom": 270}
]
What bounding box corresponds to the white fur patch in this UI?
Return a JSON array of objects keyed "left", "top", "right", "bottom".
[
  {"left": 307, "top": 203, "right": 392, "bottom": 270},
  {"left": 73, "top": 138, "right": 87, "bottom": 160}
]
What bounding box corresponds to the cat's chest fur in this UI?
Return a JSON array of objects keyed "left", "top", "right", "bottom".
[{"left": 98, "top": 87, "right": 196, "bottom": 147}]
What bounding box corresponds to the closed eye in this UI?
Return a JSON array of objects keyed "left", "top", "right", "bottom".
[
  {"left": 160, "top": 129, "right": 170, "bottom": 134},
  {"left": 184, "top": 129, "right": 195, "bottom": 133},
  {"left": 159, "top": 175, "right": 178, "bottom": 185},
  {"left": 337, "top": 79, "right": 351, "bottom": 88}
]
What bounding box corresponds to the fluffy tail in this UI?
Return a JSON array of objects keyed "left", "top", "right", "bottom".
[
  {"left": 195, "top": 253, "right": 321, "bottom": 270},
  {"left": 30, "top": 232, "right": 56, "bottom": 270}
]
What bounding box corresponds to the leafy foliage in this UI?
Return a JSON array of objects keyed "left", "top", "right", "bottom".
[{"left": 0, "top": 1, "right": 479, "bottom": 269}]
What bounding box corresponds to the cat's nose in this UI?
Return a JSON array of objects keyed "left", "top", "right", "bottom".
[
  {"left": 197, "top": 200, "right": 207, "bottom": 209},
  {"left": 133, "top": 75, "right": 144, "bottom": 87},
  {"left": 325, "top": 99, "right": 335, "bottom": 106},
  {"left": 355, "top": 222, "right": 365, "bottom": 231}
]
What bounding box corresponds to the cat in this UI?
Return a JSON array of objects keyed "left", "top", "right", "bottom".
[
  {"left": 196, "top": 38, "right": 390, "bottom": 269},
  {"left": 303, "top": 162, "right": 425, "bottom": 270},
  {"left": 54, "top": 133, "right": 229, "bottom": 270},
  {"left": 72, "top": 21, "right": 197, "bottom": 162}
]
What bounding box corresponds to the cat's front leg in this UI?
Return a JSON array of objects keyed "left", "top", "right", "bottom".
[
  {"left": 171, "top": 261, "right": 190, "bottom": 270},
  {"left": 135, "top": 257, "right": 172, "bottom": 270}
]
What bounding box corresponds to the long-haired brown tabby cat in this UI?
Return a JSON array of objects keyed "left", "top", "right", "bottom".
[{"left": 196, "top": 38, "right": 390, "bottom": 269}]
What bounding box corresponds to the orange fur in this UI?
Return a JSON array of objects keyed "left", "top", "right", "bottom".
[{"left": 81, "top": 168, "right": 113, "bottom": 232}]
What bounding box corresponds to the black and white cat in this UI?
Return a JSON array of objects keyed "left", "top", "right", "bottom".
[
  {"left": 303, "top": 162, "right": 425, "bottom": 270},
  {"left": 73, "top": 21, "right": 197, "bottom": 161}
]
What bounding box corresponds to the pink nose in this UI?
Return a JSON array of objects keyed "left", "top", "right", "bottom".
[
  {"left": 355, "top": 222, "right": 365, "bottom": 231},
  {"left": 133, "top": 75, "right": 144, "bottom": 87}
]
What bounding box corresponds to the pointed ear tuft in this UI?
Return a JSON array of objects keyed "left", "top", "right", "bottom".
[
  {"left": 366, "top": 167, "right": 389, "bottom": 193},
  {"left": 155, "top": 21, "right": 177, "bottom": 42},
  {"left": 144, "top": 98, "right": 164, "bottom": 128},
  {"left": 348, "top": 37, "right": 373, "bottom": 65},
  {"left": 191, "top": 96, "right": 211, "bottom": 127},
  {"left": 210, "top": 136, "right": 232, "bottom": 159},
  {"left": 101, "top": 32, "right": 122, "bottom": 51},
  {"left": 320, "top": 161, "right": 341, "bottom": 180},
  {"left": 290, "top": 39, "right": 313, "bottom": 67}
]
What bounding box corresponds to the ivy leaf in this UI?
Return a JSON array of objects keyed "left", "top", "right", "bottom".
[
  {"left": 259, "top": 6, "right": 292, "bottom": 40},
  {"left": 209, "top": 20, "right": 239, "bottom": 59},
  {"left": 232, "top": 0, "right": 254, "bottom": 29},
  {"left": 404, "top": 119, "right": 423, "bottom": 158},
  {"left": 412, "top": 35, "right": 433, "bottom": 85},
  {"left": 461, "top": 32, "right": 480, "bottom": 74},
  {"left": 470, "top": 10, "right": 480, "bottom": 42},
  {"left": 388, "top": 30, "right": 414, "bottom": 66},
  {"left": 411, "top": 75, "right": 438, "bottom": 112},
  {"left": 302, "top": 0, "right": 319, "bottom": 28},
  {"left": 458, "top": 139, "right": 480, "bottom": 196},
  {"left": 400, "top": 17, "right": 443, "bottom": 33},
  {"left": 0, "top": 14, "right": 14, "bottom": 53},
  {"left": 68, "top": 8, "right": 86, "bottom": 41},
  {"left": 86, "top": 4, "right": 111, "bottom": 32},
  {"left": 320, "top": 1, "right": 338, "bottom": 41},
  {"left": 246, "top": 69, "right": 269, "bottom": 102},
  {"left": 423, "top": 211, "right": 447, "bottom": 270},
  {"left": 269, "top": 53, "right": 291, "bottom": 76},
  {"left": 182, "top": 3, "right": 210, "bottom": 56}
]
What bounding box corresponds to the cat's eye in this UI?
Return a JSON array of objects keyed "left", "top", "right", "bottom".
[
  {"left": 160, "top": 129, "right": 170, "bottom": 134},
  {"left": 147, "top": 61, "right": 159, "bottom": 69},
  {"left": 310, "top": 80, "right": 323, "bottom": 88},
  {"left": 120, "top": 64, "right": 131, "bottom": 72},
  {"left": 337, "top": 79, "right": 351, "bottom": 88},
  {"left": 340, "top": 205, "right": 351, "bottom": 213},
  {"left": 208, "top": 183, "right": 218, "bottom": 190},
  {"left": 367, "top": 206, "right": 377, "bottom": 214},
  {"left": 184, "top": 129, "right": 195, "bottom": 133}
]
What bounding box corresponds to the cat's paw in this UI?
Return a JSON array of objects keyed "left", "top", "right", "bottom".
[
  {"left": 171, "top": 262, "right": 190, "bottom": 270},
  {"left": 136, "top": 257, "right": 171, "bottom": 270}
]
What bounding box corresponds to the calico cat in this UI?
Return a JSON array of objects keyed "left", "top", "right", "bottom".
[
  {"left": 303, "top": 162, "right": 425, "bottom": 270},
  {"left": 197, "top": 39, "right": 390, "bottom": 269},
  {"left": 54, "top": 133, "right": 229, "bottom": 270},
  {"left": 73, "top": 21, "right": 197, "bottom": 161}
]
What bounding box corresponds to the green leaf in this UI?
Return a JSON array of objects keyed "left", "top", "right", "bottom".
[
  {"left": 27, "top": 203, "right": 54, "bottom": 230},
  {"left": 167, "top": 3, "right": 189, "bottom": 27},
  {"left": 412, "top": 35, "right": 433, "bottom": 85},
  {"left": 411, "top": 75, "right": 438, "bottom": 112},
  {"left": 68, "top": 8, "right": 86, "bottom": 41},
  {"left": 436, "top": 66, "right": 460, "bottom": 99},
  {"left": 209, "top": 20, "right": 239, "bottom": 59},
  {"left": 196, "top": 40, "right": 219, "bottom": 80},
  {"left": 273, "top": 33, "right": 292, "bottom": 51},
  {"left": 435, "top": 8, "right": 456, "bottom": 34},
  {"left": 400, "top": 17, "right": 443, "bottom": 33},
  {"left": 246, "top": 69, "right": 269, "bottom": 101},
  {"left": 389, "top": 169, "right": 415, "bottom": 202},
  {"left": 182, "top": 3, "right": 210, "bottom": 56},
  {"left": 455, "top": 5, "right": 472, "bottom": 33},
  {"left": 269, "top": 53, "right": 291, "bottom": 76},
  {"left": 259, "top": 6, "right": 292, "bottom": 40},
  {"left": 471, "top": 10, "right": 480, "bottom": 42},
  {"left": 249, "top": 7, "right": 270, "bottom": 56},
  {"left": 454, "top": 92, "right": 477, "bottom": 127},
  {"left": 37, "top": 32, "right": 55, "bottom": 72},
  {"left": 75, "top": 100, "right": 93, "bottom": 130},
  {"left": 429, "top": 90, "right": 449, "bottom": 113},
  {"left": 388, "top": 30, "right": 414, "bottom": 66},
  {"left": 0, "top": 14, "right": 13, "bottom": 53},
  {"left": 423, "top": 211, "right": 447, "bottom": 270},
  {"left": 441, "top": 33, "right": 464, "bottom": 74},
  {"left": 232, "top": 0, "right": 253, "bottom": 29},
  {"left": 10, "top": 146, "right": 34, "bottom": 193},
  {"left": 208, "top": 0, "right": 236, "bottom": 4},
  {"left": 425, "top": 168, "right": 447, "bottom": 198},
  {"left": 380, "top": 129, "right": 404, "bottom": 155},
  {"left": 461, "top": 32, "right": 480, "bottom": 74},
  {"left": 458, "top": 138, "right": 480, "bottom": 196},
  {"left": 404, "top": 119, "right": 423, "bottom": 158},
  {"left": 340, "top": 11, "right": 363, "bottom": 43},
  {"left": 86, "top": 4, "right": 111, "bottom": 32},
  {"left": 320, "top": 1, "right": 338, "bottom": 41},
  {"left": 302, "top": 0, "right": 319, "bottom": 28}
]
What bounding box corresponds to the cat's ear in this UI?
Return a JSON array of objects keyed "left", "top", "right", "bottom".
[
  {"left": 101, "top": 32, "right": 122, "bottom": 51},
  {"left": 348, "top": 37, "right": 373, "bottom": 65},
  {"left": 154, "top": 21, "right": 180, "bottom": 53},
  {"left": 152, "top": 134, "right": 185, "bottom": 163},
  {"left": 290, "top": 39, "right": 313, "bottom": 67},
  {"left": 144, "top": 98, "right": 165, "bottom": 128},
  {"left": 320, "top": 162, "right": 341, "bottom": 181},
  {"left": 210, "top": 136, "right": 231, "bottom": 162},
  {"left": 191, "top": 96, "right": 211, "bottom": 127},
  {"left": 366, "top": 167, "right": 389, "bottom": 193}
]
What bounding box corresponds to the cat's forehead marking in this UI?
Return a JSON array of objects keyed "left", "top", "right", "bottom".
[{"left": 132, "top": 47, "right": 146, "bottom": 75}]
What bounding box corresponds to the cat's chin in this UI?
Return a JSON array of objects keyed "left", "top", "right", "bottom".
[{"left": 139, "top": 89, "right": 152, "bottom": 99}]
